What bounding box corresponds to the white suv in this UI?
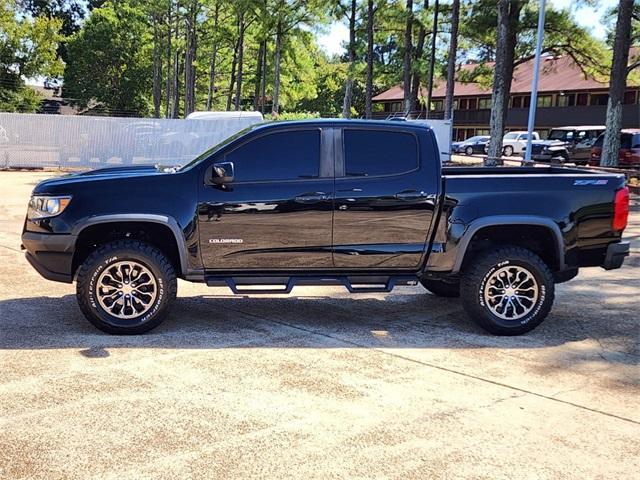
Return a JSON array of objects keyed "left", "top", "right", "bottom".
[{"left": 501, "top": 131, "right": 539, "bottom": 156}]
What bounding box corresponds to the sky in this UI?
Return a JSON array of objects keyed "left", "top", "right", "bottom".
[{"left": 317, "top": 0, "right": 619, "bottom": 57}]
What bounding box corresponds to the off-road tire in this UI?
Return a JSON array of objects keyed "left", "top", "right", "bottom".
[
  {"left": 76, "top": 240, "right": 177, "bottom": 334},
  {"left": 421, "top": 279, "right": 460, "bottom": 298},
  {"left": 460, "top": 246, "right": 554, "bottom": 335}
]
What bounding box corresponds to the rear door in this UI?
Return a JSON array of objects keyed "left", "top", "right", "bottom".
[
  {"left": 198, "top": 126, "right": 334, "bottom": 270},
  {"left": 332, "top": 126, "right": 438, "bottom": 269}
]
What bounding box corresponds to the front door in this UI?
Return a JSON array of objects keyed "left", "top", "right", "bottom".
[
  {"left": 198, "top": 127, "right": 334, "bottom": 270},
  {"left": 332, "top": 126, "right": 438, "bottom": 269}
]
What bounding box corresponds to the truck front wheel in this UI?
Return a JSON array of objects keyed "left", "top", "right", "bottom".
[
  {"left": 76, "top": 240, "right": 177, "bottom": 334},
  {"left": 460, "top": 246, "right": 554, "bottom": 335}
]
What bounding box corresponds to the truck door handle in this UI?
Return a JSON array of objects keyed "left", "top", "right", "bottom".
[
  {"left": 294, "top": 192, "right": 328, "bottom": 203},
  {"left": 394, "top": 190, "right": 426, "bottom": 200}
]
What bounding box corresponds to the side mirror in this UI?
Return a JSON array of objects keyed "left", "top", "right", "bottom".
[{"left": 210, "top": 161, "right": 234, "bottom": 185}]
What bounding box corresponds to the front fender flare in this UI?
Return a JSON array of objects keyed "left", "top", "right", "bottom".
[{"left": 71, "top": 214, "right": 188, "bottom": 276}]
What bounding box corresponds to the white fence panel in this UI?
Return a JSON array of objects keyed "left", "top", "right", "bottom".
[{"left": 0, "top": 113, "right": 262, "bottom": 169}]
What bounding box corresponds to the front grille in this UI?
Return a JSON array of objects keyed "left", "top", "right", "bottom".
[{"left": 531, "top": 144, "right": 544, "bottom": 155}]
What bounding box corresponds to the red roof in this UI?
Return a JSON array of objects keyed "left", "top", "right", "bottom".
[{"left": 373, "top": 50, "right": 640, "bottom": 101}]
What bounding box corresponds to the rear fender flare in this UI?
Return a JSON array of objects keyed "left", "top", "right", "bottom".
[{"left": 452, "top": 215, "right": 565, "bottom": 273}]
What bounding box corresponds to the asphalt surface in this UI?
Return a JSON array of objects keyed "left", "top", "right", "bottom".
[{"left": 1, "top": 171, "right": 639, "bottom": 479}]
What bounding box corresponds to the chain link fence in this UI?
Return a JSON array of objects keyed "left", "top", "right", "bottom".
[{"left": 0, "top": 113, "right": 262, "bottom": 170}]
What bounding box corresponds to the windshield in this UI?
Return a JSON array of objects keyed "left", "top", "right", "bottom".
[
  {"left": 177, "top": 124, "right": 262, "bottom": 171},
  {"left": 548, "top": 129, "right": 573, "bottom": 141}
]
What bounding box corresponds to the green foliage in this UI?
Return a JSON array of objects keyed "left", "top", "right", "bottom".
[
  {"left": 0, "top": 0, "right": 63, "bottom": 112},
  {"left": 63, "top": 1, "right": 153, "bottom": 115},
  {"left": 0, "top": 82, "right": 43, "bottom": 112}
]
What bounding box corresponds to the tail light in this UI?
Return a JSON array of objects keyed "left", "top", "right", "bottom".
[{"left": 613, "top": 187, "right": 630, "bottom": 232}]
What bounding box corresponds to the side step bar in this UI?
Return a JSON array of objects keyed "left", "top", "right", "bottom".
[{"left": 205, "top": 275, "right": 420, "bottom": 295}]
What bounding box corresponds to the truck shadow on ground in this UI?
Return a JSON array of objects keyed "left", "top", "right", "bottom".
[{"left": 1, "top": 288, "right": 638, "bottom": 369}]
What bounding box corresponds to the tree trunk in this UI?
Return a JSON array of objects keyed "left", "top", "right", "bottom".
[
  {"left": 403, "top": 0, "right": 413, "bottom": 114},
  {"left": 601, "top": 0, "right": 634, "bottom": 167},
  {"left": 171, "top": 11, "right": 180, "bottom": 119},
  {"left": 485, "top": 0, "right": 523, "bottom": 165},
  {"left": 272, "top": 19, "right": 283, "bottom": 116},
  {"left": 234, "top": 12, "right": 245, "bottom": 111},
  {"left": 165, "top": 0, "right": 173, "bottom": 118},
  {"left": 409, "top": 0, "right": 428, "bottom": 114},
  {"left": 206, "top": 2, "right": 219, "bottom": 111},
  {"left": 485, "top": 0, "right": 510, "bottom": 165},
  {"left": 425, "top": 0, "right": 439, "bottom": 119},
  {"left": 260, "top": 40, "right": 267, "bottom": 114},
  {"left": 253, "top": 40, "right": 265, "bottom": 111},
  {"left": 226, "top": 14, "right": 240, "bottom": 111},
  {"left": 444, "top": 0, "right": 460, "bottom": 120},
  {"left": 152, "top": 14, "right": 163, "bottom": 118},
  {"left": 365, "top": 0, "right": 375, "bottom": 119},
  {"left": 342, "top": 0, "right": 357, "bottom": 118},
  {"left": 184, "top": 0, "right": 198, "bottom": 117}
]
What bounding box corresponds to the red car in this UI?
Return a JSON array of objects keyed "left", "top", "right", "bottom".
[{"left": 589, "top": 129, "right": 640, "bottom": 168}]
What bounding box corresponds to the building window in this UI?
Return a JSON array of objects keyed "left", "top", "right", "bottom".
[
  {"left": 623, "top": 90, "right": 637, "bottom": 105},
  {"left": 467, "top": 98, "right": 477, "bottom": 110},
  {"left": 537, "top": 95, "right": 552, "bottom": 107},
  {"left": 459, "top": 98, "right": 468, "bottom": 109},
  {"left": 431, "top": 100, "right": 443, "bottom": 111},
  {"left": 523, "top": 96, "right": 531, "bottom": 108},
  {"left": 476, "top": 129, "right": 490, "bottom": 136},
  {"left": 389, "top": 101, "right": 402, "bottom": 112},
  {"left": 556, "top": 93, "right": 575, "bottom": 107},
  {"left": 576, "top": 93, "right": 589, "bottom": 105},
  {"left": 478, "top": 97, "right": 491, "bottom": 109},
  {"left": 590, "top": 94, "right": 608, "bottom": 106},
  {"left": 453, "top": 99, "right": 458, "bottom": 109},
  {"left": 512, "top": 96, "right": 522, "bottom": 108}
]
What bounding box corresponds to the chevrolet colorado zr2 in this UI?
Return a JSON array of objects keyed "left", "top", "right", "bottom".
[{"left": 21, "top": 120, "right": 631, "bottom": 335}]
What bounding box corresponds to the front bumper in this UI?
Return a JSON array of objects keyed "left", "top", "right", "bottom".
[
  {"left": 602, "top": 241, "right": 630, "bottom": 270},
  {"left": 21, "top": 231, "right": 76, "bottom": 283}
]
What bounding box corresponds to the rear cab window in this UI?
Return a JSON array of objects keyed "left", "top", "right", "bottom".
[{"left": 342, "top": 129, "right": 419, "bottom": 177}]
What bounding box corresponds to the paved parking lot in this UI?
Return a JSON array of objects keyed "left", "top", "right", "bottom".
[{"left": 1, "top": 171, "right": 639, "bottom": 479}]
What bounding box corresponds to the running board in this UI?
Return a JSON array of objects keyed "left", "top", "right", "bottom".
[{"left": 205, "top": 275, "right": 420, "bottom": 295}]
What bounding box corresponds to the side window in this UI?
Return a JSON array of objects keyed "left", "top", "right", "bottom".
[
  {"left": 225, "top": 129, "right": 320, "bottom": 182},
  {"left": 343, "top": 129, "right": 418, "bottom": 177}
]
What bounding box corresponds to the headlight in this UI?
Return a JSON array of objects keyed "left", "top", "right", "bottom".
[{"left": 27, "top": 195, "right": 72, "bottom": 219}]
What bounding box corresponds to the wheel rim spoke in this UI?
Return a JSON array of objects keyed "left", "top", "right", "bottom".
[
  {"left": 96, "top": 261, "right": 158, "bottom": 320},
  {"left": 483, "top": 265, "right": 539, "bottom": 321}
]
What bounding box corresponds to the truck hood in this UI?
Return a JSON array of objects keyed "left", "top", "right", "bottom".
[
  {"left": 33, "top": 165, "right": 176, "bottom": 193},
  {"left": 532, "top": 139, "right": 568, "bottom": 148}
]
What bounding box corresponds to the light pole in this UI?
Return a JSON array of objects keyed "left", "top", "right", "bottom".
[{"left": 523, "top": 0, "right": 546, "bottom": 164}]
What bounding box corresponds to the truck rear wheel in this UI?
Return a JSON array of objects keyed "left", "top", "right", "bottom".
[
  {"left": 76, "top": 240, "right": 177, "bottom": 334},
  {"left": 460, "top": 246, "right": 554, "bottom": 335},
  {"left": 420, "top": 279, "right": 460, "bottom": 297}
]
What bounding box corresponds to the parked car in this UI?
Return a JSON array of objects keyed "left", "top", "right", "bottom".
[
  {"left": 22, "top": 120, "right": 630, "bottom": 336},
  {"left": 528, "top": 126, "right": 605, "bottom": 165},
  {"left": 589, "top": 129, "right": 640, "bottom": 168},
  {"left": 500, "top": 131, "right": 540, "bottom": 156},
  {"left": 452, "top": 135, "right": 490, "bottom": 156}
]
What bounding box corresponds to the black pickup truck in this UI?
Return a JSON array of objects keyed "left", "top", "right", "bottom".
[{"left": 22, "top": 120, "right": 630, "bottom": 335}]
